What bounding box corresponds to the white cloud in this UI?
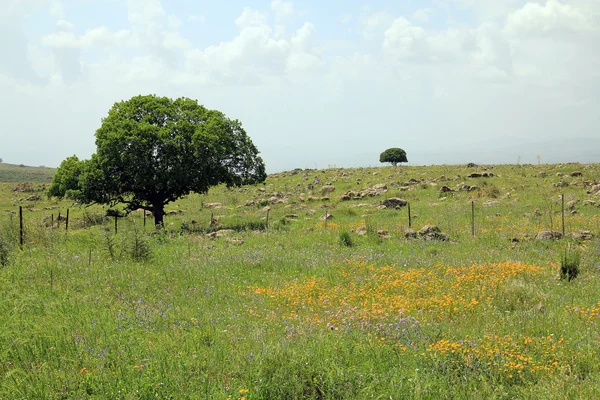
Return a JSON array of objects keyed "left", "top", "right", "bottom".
[
  {"left": 188, "top": 14, "right": 205, "bottom": 24},
  {"left": 271, "top": 0, "right": 295, "bottom": 24},
  {"left": 412, "top": 8, "right": 432, "bottom": 23},
  {"left": 505, "top": 0, "right": 598, "bottom": 36},
  {"left": 235, "top": 7, "right": 268, "bottom": 29}
]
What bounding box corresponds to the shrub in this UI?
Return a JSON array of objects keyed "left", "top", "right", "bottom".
[
  {"left": 560, "top": 246, "right": 581, "bottom": 281},
  {"left": 339, "top": 231, "right": 353, "bottom": 247}
]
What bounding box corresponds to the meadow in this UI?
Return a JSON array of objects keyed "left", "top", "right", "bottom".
[{"left": 1, "top": 162, "right": 600, "bottom": 399}]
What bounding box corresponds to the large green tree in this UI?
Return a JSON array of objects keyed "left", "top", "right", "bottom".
[
  {"left": 379, "top": 147, "right": 408, "bottom": 166},
  {"left": 49, "top": 95, "right": 266, "bottom": 226}
]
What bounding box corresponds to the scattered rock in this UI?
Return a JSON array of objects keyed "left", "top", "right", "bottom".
[
  {"left": 570, "top": 171, "right": 583, "bottom": 177},
  {"left": 467, "top": 163, "right": 477, "bottom": 168},
  {"left": 377, "top": 230, "right": 391, "bottom": 239},
  {"left": 319, "top": 213, "right": 333, "bottom": 221},
  {"left": 419, "top": 225, "right": 440, "bottom": 236},
  {"left": 539, "top": 171, "right": 547, "bottom": 178},
  {"left": 535, "top": 230, "right": 562, "bottom": 240},
  {"left": 285, "top": 214, "right": 299, "bottom": 219},
  {"left": 587, "top": 184, "right": 600, "bottom": 194},
  {"left": 566, "top": 200, "right": 577, "bottom": 211},
  {"left": 321, "top": 185, "right": 335, "bottom": 194},
  {"left": 483, "top": 200, "right": 500, "bottom": 206},
  {"left": 381, "top": 198, "right": 408, "bottom": 209},
  {"left": 244, "top": 200, "right": 255, "bottom": 207},
  {"left": 418, "top": 225, "right": 448, "bottom": 241},
  {"left": 468, "top": 172, "right": 495, "bottom": 178},
  {"left": 553, "top": 181, "right": 569, "bottom": 188},
  {"left": 567, "top": 231, "right": 593, "bottom": 240},
  {"left": 25, "top": 195, "right": 41, "bottom": 201},
  {"left": 439, "top": 185, "right": 453, "bottom": 193},
  {"left": 204, "top": 202, "right": 222, "bottom": 209},
  {"left": 356, "top": 226, "right": 367, "bottom": 236},
  {"left": 225, "top": 237, "right": 245, "bottom": 245},
  {"left": 404, "top": 229, "right": 417, "bottom": 239}
]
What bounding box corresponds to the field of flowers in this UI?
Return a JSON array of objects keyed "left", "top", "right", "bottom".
[{"left": 1, "top": 162, "right": 600, "bottom": 398}]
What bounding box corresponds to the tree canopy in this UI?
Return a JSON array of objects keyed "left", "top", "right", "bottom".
[
  {"left": 48, "top": 95, "right": 266, "bottom": 226},
  {"left": 379, "top": 148, "right": 408, "bottom": 166}
]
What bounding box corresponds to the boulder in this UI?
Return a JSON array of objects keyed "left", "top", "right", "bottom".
[
  {"left": 321, "top": 185, "right": 336, "bottom": 194},
  {"left": 535, "top": 230, "right": 562, "bottom": 240},
  {"left": 204, "top": 202, "right": 222, "bottom": 209},
  {"left": 419, "top": 225, "right": 440, "bottom": 235},
  {"left": 439, "top": 185, "right": 453, "bottom": 193},
  {"left": 404, "top": 229, "right": 417, "bottom": 239},
  {"left": 381, "top": 198, "right": 408, "bottom": 209},
  {"left": 570, "top": 171, "right": 583, "bottom": 177}
]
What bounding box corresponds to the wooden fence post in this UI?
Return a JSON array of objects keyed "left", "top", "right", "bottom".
[
  {"left": 561, "top": 193, "right": 565, "bottom": 236},
  {"left": 471, "top": 201, "right": 475, "bottom": 237},
  {"left": 66, "top": 209, "right": 69, "bottom": 232},
  {"left": 408, "top": 203, "right": 412, "bottom": 228},
  {"left": 19, "top": 206, "right": 23, "bottom": 249},
  {"left": 114, "top": 215, "right": 118, "bottom": 235}
]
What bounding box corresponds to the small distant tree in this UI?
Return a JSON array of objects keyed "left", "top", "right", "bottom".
[
  {"left": 379, "top": 148, "right": 408, "bottom": 166},
  {"left": 0, "top": 158, "right": 3, "bottom": 163}
]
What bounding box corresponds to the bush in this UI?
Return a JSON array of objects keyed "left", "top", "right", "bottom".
[
  {"left": 560, "top": 246, "right": 581, "bottom": 281},
  {"left": 339, "top": 231, "right": 353, "bottom": 247}
]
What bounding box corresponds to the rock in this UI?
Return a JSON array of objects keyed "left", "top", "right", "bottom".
[
  {"left": 381, "top": 198, "right": 408, "bottom": 209},
  {"left": 285, "top": 214, "right": 299, "bottom": 219},
  {"left": 553, "top": 181, "right": 569, "bottom": 188},
  {"left": 483, "top": 200, "right": 500, "bottom": 206},
  {"left": 567, "top": 231, "right": 594, "bottom": 240},
  {"left": 377, "top": 230, "right": 391, "bottom": 239},
  {"left": 570, "top": 171, "right": 583, "bottom": 177},
  {"left": 225, "top": 237, "right": 245, "bottom": 245},
  {"left": 439, "top": 185, "right": 453, "bottom": 193},
  {"left": 361, "top": 184, "right": 388, "bottom": 197},
  {"left": 356, "top": 226, "right": 367, "bottom": 236},
  {"left": 404, "top": 229, "right": 417, "bottom": 239},
  {"left": 321, "top": 185, "right": 336, "bottom": 194},
  {"left": 319, "top": 213, "right": 333, "bottom": 221},
  {"left": 587, "top": 184, "right": 600, "bottom": 194},
  {"left": 261, "top": 206, "right": 271, "bottom": 212},
  {"left": 419, "top": 225, "right": 441, "bottom": 235},
  {"left": 467, "top": 163, "right": 477, "bottom": 168},
  {"left": 25, "top": 195, "right": 41, "bottom": 201},
  {"left": 539, "top": 171, "right": 547, "bottom": 178},
  {"left": 244, "top": 200, "right": 255, "bottom": 207},
  {"left": 566, "top": 200, "right": 577, "bottom": 210},
  {"left": 468, "top": 172, "right": 494, "bottom": 178},
  {"left": 535, "top": 230, "right": 562, "bottom": 240},
  {"left": 204, "top": 202, "right": 222, "bottom": 209},
  {"left": 556, "top": 172, "right": 565, "bottom": 177}
]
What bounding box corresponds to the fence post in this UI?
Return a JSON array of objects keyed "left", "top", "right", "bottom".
[
  {"left": 19, "top": 206, "right": 23, "bottom": 249},
  {"left": 66, "top": 209, "right": 69, "bottom": 232},
  {"left": 114, "top": 215, "right": 118, "bottom": 235},
  {"left": 471, "top": 201, "right": 475, "bottom": 237},
  {"left": 408, "top": 203, "right": 412, "bottom": 228},
  {"left": 266, "top": 209, "right": 270, "bottom": 230},
  {"left": 561, "top": 193, "right": 565, "bottom": 237}
]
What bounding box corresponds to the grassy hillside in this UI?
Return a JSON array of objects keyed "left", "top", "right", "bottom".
[
  {"left": 0, "top": 162, "right": 55, "bottom": 183},
  {"left": 1, "top": 162, "right": 600, "bottom": 398}
]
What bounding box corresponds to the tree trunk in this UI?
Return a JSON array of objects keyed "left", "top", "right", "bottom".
[{"left": 153, "top": 204, "right": 165, "bottom": 228}]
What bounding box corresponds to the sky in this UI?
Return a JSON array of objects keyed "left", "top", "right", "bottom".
[{"left": 1, "top": 0, "right": 599, "bottom": 172}]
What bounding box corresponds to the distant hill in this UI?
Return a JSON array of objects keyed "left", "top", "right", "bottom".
[{"left": 0, "top": 163, "right": 56, "bottom": 183}]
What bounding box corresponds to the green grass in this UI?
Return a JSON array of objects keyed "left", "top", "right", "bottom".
[
  {"left": 0, "top": 163, "right": 55, "bottom": 183},
  {"left": 1, "top": 162, "right": 600, "bottom": 398}
]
